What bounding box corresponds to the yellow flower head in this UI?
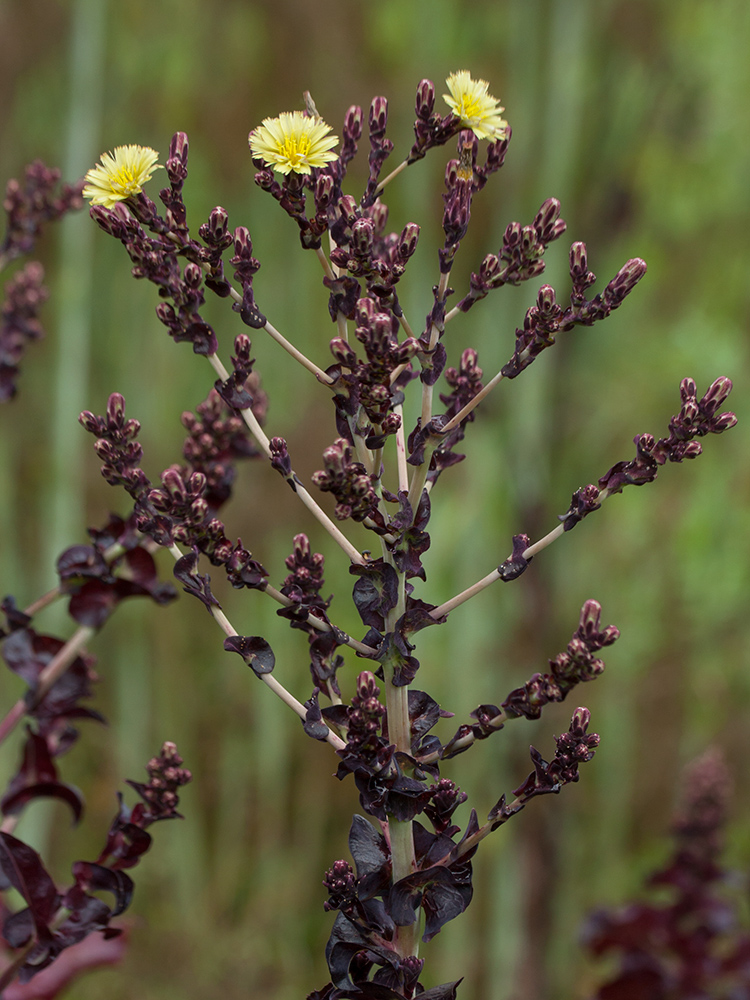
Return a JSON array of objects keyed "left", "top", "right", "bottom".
[
  {"left": 249, "top": 111, "right": 339, "bottom": 176},
  {"left": 443, "top": 71, "right": 508, "bottom": 141},
  {"left": 83, "top": 145, "right": 162, "bottom": 208}
]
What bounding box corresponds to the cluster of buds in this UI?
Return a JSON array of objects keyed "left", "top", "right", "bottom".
[
  {"left": 562, "top": 376, "right": 737, "bottom": 530},
  {"left": 1, "top": 160, "right": 83, "bottom": 263},
  {"left": 312, "top": 438, "right": 379, "bottom": 522},
  {"left": 125, "top": 741, "right": 193, "bottom": 824},
  {"left": 584, "top": 749, "right": 749, "bottom": 999},
  {"left": 0, "top": 261, "right": 48, "bottom": 401},
  {"left": 503, "top": 600, "right": 620, "bottom": 720}
]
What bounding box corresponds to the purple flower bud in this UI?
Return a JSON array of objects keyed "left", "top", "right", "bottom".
[
  {"left": 700, "top": 376, "right": 733, "bottom": 415},
  {"left": 683, "top": 441, "right": 703, "bottom": 458},
  {"left": 480, "top": 254, "right": 500, "bottom": 280},
  {"left": 398, "top": 222, "right": 420, "bottom": 260},
  {"left": 337, "top": 195, "right": 359, "bottom": 226},
  {"left": 712, "top": 412, "right": 738, "bottom": 432},
  {"left": 344, "top": 105, "right": 363, "bottom": 141},
  {"left": 207, "top": 206, "right": 229, "bottom": 240},
  {"left": 233, "top": 226, "right": 254, "bottom": 258},
  {"left": 161, "top": 467, "right": 187, "bottom": 501},
  {"left": 107, "top": 393, "right": 126, "bottom": 428},
  {"left": 351, "top": 218, "right": 374, "bottom": 256},
  {"left": 315, "top": 173, "right": 333, "bottom": 207},
  {"left": 369, "top": 199, "right": 388, "bottom": 236},
  {"left": 169, "top": 131, "right": 189, "bottom": 164},
  {"left": 534, "top": 198, "right": 562, "bottom": 240},
  {"left": 184, "top": 263, "right": 202, "bottom": 288},
  {"left": 329, "top": 338, "right": 357, "bottom": 368},
  {"left": 607, "top": 258, "right": 647, "bottom": 302},
  {"left": 680, "top": 377, "right": 697, "bottom": 403},
  {"left": 190, "top": 498, "right": 208, "bottom": 522},
  {"left": 537, "top": 285, "right": 557, "bottom": 313},
  {"left": 569, "top": 242, "right": 588, "bottom": 277},
  {"left": 571, "top": 706, "right": 591, "bottom": 734},
  {"left": 415, "top": 79, "right": 435, "bottom": 120},
  {"left": 356, "top": 296, "right": 376, "bottom": 327},
  {"left": 503, "top": 221, "right": 522, "bottom": 250},
  {"left": 78, "top": 411, "right": 99, "bottom": 433},
  {"left": 369, "top": 96, "right": 388, "bottom": 136}
]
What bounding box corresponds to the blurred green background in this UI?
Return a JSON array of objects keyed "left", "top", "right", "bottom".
[{"left": 1, "top": 0, "right": 749, "bottom": 997}]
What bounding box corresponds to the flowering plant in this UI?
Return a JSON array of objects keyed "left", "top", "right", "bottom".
[{"left": 0, "top": 70, "right": 737, "bottom": 997}]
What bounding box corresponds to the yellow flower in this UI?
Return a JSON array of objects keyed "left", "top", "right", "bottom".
[
  {"left": 443, "top": 71, "right": 508, "bottom": 141},
  {"left": 83, "top": 145, "right": 162, "bottom": 208},
  {"left": 249, "top": 111, "right": 339, "bottom": 176}
]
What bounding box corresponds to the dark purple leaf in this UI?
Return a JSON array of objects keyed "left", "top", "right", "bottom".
[
  {"left": 68, "top": 862, "right": 133, "bottom": 917},
  {"left": 376, "top": 631, "right": 420, "bottom": 687},
  {"left": 348, "top": 814, "right": 390, "bottom": 896},
  {"left": 2, "top": 783, "right": 84, "bottom": 825},
  {"left": 223, "top": 634, "right": 275, "bottom": 676},
  {"left": 419, "top": 980, "right": 463, "bottom": 999},
  {"left": 302, "top": 691, "right": 330, "bottom": 741},
  {"left": 56, "top": 546, "right": 111, "bottom": 584},
  {"left": 350, "top": 562, "right": 399, "bottom": 629},
  {"left": 173, "top": 550, "right": 220, "bottom": 611},
  {"left": 0, "top": 833, "right": 59, "bottom": 935}
]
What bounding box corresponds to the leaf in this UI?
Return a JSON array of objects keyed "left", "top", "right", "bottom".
[
  {"left": 0, "top": 833, "right": 58, "bottom": 936},
  {"left": 223, "top": 635, "right": 275, "bottom": 676},
  {"left": 348, "top": 814, "right": 390, "bottom": 887},
  {"left": 350, "top": 562, "right": 399, "bottom": 629},
  {"left": 68, "top": 862, "right": 134, "bottom": 917}
]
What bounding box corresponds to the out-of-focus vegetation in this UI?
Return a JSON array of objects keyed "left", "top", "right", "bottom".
[{"left": 0, "top": 1, "right": 748, "bottom": 997}]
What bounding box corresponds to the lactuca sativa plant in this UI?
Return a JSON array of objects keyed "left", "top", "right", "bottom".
[
  {"left": 583, "top": 749, "right": 749, "bottom": 999},
  {"left": 68, "top": 70, "right": 737, "bottom": 996},
  {"left": 0, "top": 161, "right": 192, "bottom": 997}
]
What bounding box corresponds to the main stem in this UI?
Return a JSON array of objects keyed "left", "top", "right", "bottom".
[{"left": 383, "top": 561, "right": 420, "bottom": 958}]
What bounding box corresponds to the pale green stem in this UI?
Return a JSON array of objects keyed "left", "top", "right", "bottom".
[
  {"left": 394, "top": 404, "right": 409, "bottom": 493},
  {"left": 263, "top": 319, "right": 333, "bottom": 383},
  {"left": 381, "top": 562, "right": 419, "bottom": 958},
  {"left": 262, "top": 582, "right": 378, "bottom": 657},
  {"left": 418, "top": 270, "right": 452, "bottom": 432},
  {"left": 374, "top": 158, "right": 409, "bottom": 197},
  {"left": 206, "top": 353, "right": 365, "bottom": 566},
  {"left": 0, "top": 625, "right": 95, "bottom": 747},
  {"left": 168, "top": 545, "right": 346, "bottom": 751},
  {"left": 439, "top": 369, "right": 506, "bottom": 437}
]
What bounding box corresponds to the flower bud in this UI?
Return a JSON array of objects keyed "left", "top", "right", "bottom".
[
  {"left": 184, "top": 262, "right": 202, "bottom": 288},
  {"left": 398, "top": 222, "right": 420, "bottom": 260},
  {"left": 700, "top": 376, "right": 733, "bottom": 415},
  {"left": 533, "top": 197, "right": 562, "bottom": 240},
  {"left": 344, "top": 105, "right": 363, "bottom": 142},
  {"left": 415, "top": 79, "right": 435, "bottom": 120},
  {"left": 351, "top": 218, "right": 374, "bottom": 256},
  {"left": 569, "top": 241, "right": 588, "bottom": 277},
  {"left": 369, "top": 96, "right": 388, "bottom": 135},
  {"left": 329, "top": 337, "right": 357, "bottom": 369},
  {"left": 106, "top": 393, "right": 127, "bottom": 428},
  {"left": 233, "top": 226, "right": 254, "bottom": 259},
  {"left": 338, "top": 194, "right": 359, "bottom": 226}
]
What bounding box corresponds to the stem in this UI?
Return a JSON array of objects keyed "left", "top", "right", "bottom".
[
  {"left": 262, "top": 582, "right": 377, "bottom": 657},
  {"left": 206, "top": 353, "right": 365, "bottom": 566},
  {"left": 0, "top": 625, "right": 95, "bottom": 747},
  {"left": 382, "top": 563, "right": 419, "bottom": 958},
  {"left": 522, "top": 524, "right": 565, "bottom": 559},
  {"left": 429, "top": 568, "right": 502, "bottom": 621},
  {"left": 171, "top": 551, "right": 347, "bottom": 751},
  {"left": 373, "top": 158, "right": 409, "bottom": 197},
  {"left": 439, "top": 369, "right": 506, "bottom": 436},
  {"left": 394, "top": 404, "right": 409, "bottom": 493},
  {"left": 263, "top": 319, "right": 333, "bottom": 384}
]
